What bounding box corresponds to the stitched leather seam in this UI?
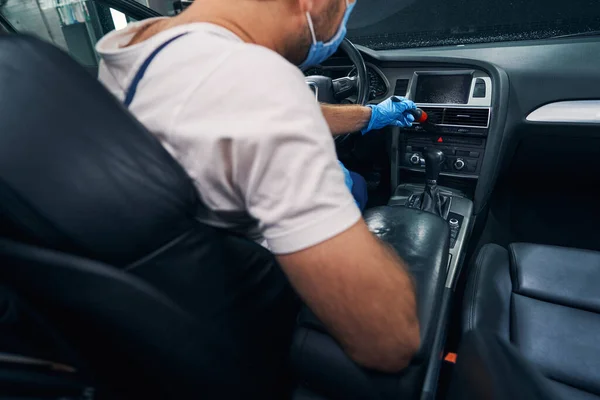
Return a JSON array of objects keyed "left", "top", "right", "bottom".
[
  {"left": 509, "top": 245, "right": 517, "bottom": 343},
  {"left": 513, "top": 292, "right": 600, "bottom": 316},
  {"left": 548, "top": 376, "right": 600, "bottom": 397},
  {"left": 469, "top": 245, "right": 489, "bottom": 331},
  {"left": 509, "top": 244, "right": 520, "bottom": 290},
  {"left": 124, "top": 229, "right": 195, "bottom": 271}
]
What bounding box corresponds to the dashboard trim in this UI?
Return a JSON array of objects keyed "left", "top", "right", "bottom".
[
  {"left": 306, "top": 82, "right": 319, "bottom": 101},
  {"left": 366, "top": 55, "right": 509, "bottom": 215},
  {"left": 366, "top": 62, "right": 391, "bottom": 101},
  {"left": 526, "top": 100, "right": 600, "bottom": 124},
  {"left": 399, "top": 166, "right": 479, "bottom": 180},
  {"left": 349, "top": 62, "right": 390, "bottom": 102},
  {"left": 415, "top": 104, "right": 492, "bottom": 128},
  {"left": 407, "top": 70, "right": 493, "bottom": 107},
  {"left": 445, "top": 197, "right": 474, "bottom": 289}
]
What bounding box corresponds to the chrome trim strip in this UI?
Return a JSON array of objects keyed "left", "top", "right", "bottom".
[
  {"left": 527, "top": 101, "right": 600, "bottom": 123},
  {"left": 0, "top": 353, "right": 76, "bottom": 373},
  {"left": 391, "top": 128, "right": 400, "bottom": 189},
  {"left": 438, "top": 123, "right": 489, "bottom": 129},
  {"left": 445, "top": 197, "right": 473, "bottom": 289},
  {"left": 414, "top": 122, "right": 489, "bottom": 129},
  {"left": 414, "top": 104, "right": 490, "bottom": 108},
  {"left": 306, "top": 82, "right": 319, "bottom": 101},
  {"left": 399, "top": 166, "right": 479, "bottom": 180}
]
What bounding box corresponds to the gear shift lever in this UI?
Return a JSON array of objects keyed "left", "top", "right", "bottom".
[
  {"left": 412, "top": 148, "right": 451, "bottom": 219},
  {"left": 424, "top": 149, "right": 444, "bottom": 184}
]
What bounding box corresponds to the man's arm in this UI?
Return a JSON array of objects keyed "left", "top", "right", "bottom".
[
  {"left": 277, "top": 220, "right": 420, "bottom": 373},
  {"left": 321, "top": 104, "right": 371, "bottom": 136},
  {"left": 321, "top": 97, "right": 417, "bottom": 136},
  {"left": 213, "top": 51, "right": 419, "bottom": 371}
]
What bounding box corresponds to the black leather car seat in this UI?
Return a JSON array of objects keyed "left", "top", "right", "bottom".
[
  {"left": 448, "top": 330, "right": 561, "bottom": 400},
  {"left": 464, "top": 243, "right": 600, "bottom": 400},
  {"left": 0, "top": 35, "right": 299, "bottom": 399}
]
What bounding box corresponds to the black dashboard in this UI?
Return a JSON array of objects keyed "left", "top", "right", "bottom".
[
  {"left": 381, "top": 67, "right": 493, "bottom": 183},
  {"left": 308, "top": 37, "right": 600, "bottom": 216},
  {"left": 360, "top": 65, "right": 388, "bottom": 100}
]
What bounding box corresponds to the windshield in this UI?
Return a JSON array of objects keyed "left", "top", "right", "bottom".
[{"left": 347, "top": 0, "right": 600, "bottom": 49}]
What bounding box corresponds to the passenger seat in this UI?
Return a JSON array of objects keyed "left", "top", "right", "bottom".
[{"left": 464, "top": 243, "right": 600, "bottom": 400}]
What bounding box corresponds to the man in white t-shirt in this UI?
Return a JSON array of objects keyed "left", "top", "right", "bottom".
[{"left": 96, "top": 0, "right": 419, "bottom": 373}]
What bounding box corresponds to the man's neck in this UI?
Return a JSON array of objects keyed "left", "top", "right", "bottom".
[{"left": 173, "top": 1, "right": 293, "bottom": 56}]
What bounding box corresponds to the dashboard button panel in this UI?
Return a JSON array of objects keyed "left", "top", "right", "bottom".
[{"left": 400, "top": 134, "right": 486, "bottom": 178}]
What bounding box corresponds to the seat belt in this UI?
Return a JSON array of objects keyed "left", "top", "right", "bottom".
[{"left": 123, "top": 32, "right": 190, "bottom": 108}]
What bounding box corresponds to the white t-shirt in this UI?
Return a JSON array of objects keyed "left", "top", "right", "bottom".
[{"left": 96, "top": 18, "right": 361, "bottom": 255}]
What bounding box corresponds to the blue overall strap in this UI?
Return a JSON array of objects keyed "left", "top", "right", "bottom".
[{"left": 123, "top": 32, "right": 189, "bottom": 108}]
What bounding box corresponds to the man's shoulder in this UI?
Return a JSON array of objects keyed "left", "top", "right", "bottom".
[
  {"left": 183, "top": 38, "right": 307, "bottom": 94},
  {"left": 177, "top": 39, "right": 320, "bottom": 124},
  {"left": 160, "top": 30, "right": 328, "bottom": 138},
  {"left": 231, "top": 44, "right": 302, "bottom": 77},
  {"left": 225, "top": 45, "right": 311, "bottom": 99}
]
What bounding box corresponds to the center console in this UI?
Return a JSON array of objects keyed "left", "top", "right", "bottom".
[
  {"left": 384, "top": 68, "right": 491, "bottom": 181},
  {"left": 291, "top": 65, "right": 494, "bottom": 400},
  {"left": 398, "top": 70, "right": 491, "bottom": 180},
  {"left": 389, "top": 155, "right": 474, "bottom": 288},
  {"left": 385, "top": 68, "right": 493, "bottom": 286}
]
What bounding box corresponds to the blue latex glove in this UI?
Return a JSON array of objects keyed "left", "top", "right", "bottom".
[
  {"left": 338, "top": 161, "right": 364, "bottom": 209},
  {"left": 361, "top": 96, "right": 417, "bottom": 134},
  {"left": 338, "top": 160, "right": 354, "bottom": 192}
]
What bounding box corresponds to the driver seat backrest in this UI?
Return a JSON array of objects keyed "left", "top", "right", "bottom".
[{"left": 0, "top": 35, "right": 299, "bottom": 399}]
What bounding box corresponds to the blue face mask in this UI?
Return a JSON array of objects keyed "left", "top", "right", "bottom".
[{"left": 298, "top": 0, "right": 356, "bottom": 70}]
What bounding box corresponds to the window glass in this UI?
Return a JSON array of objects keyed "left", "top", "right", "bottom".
[
  {"left": 0, "top": 0, "right": 138, "bottom": 68},
  {"left": 347, "top": 0, "right": 600, "bottom": 49},
  {"left": 135, "top": 0, "right": 175, "bottom": 16}
]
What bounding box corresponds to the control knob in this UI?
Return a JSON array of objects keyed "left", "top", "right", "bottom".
[
  {"left": 409, "top": 153, "right": 421, "bottom": 166},
  {"left": 454, "top": 158, "right": 466, "bottom": 171},
  {"left": 449, "top": 218, "right": 460, "bottom": 230}
]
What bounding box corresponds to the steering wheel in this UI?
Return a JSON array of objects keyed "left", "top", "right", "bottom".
[{"left": 304, "top": 38, "right": 370, "bottom": 142}]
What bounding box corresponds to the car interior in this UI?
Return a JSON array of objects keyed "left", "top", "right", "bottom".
[{"left": 0, "top": 0, "right": 599, "bottom": 399}]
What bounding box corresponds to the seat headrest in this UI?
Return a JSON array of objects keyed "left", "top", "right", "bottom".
[{"left": 0, "top": 35, "right": 200, "bottom": 266}]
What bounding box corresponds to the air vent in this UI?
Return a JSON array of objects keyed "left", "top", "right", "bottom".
[
  {"left": 394, "top": 79, "right": 409, "bottom": 96},
  {"left": 420, "top": 107, "right": 444, "bottom": 125},
  {"left": 443, "top": 108, "right": 490, "bottom": 127}
]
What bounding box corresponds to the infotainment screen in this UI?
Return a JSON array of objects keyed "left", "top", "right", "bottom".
[{"left": 414, "top": 74, "right": 472, "bottom": 104}]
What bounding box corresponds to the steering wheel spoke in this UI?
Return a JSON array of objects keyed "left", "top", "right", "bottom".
[
  {"left": 303, "top": 39, "right": 370, "bottom": 145},
  {"left": 332, "top": 75, "right": 358, "bottom": 100},
  {"left": 303, "top": 39, "right": 370, "bottom": 108},
  {"left": 305, "top": 75, "right": 336, "bottom": 104}
]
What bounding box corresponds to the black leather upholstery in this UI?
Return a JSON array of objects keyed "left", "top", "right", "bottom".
[
  {"left": 364, "top": 206, "right": 450, "bottom": 362},
  {"left": 448, "top": 330, "right": 560, "bottom": 400},
  {"left": 412, "top": 184, "right": 451, "bottom": 220},
  {"left": 292, "top": 206, "right": 450, "bottom": 400},
  {"left": 464, "top": 243, "right": 600, "bottom": 400},
  {"left": 0, "top": 36, "right": 299, "bottom": 398}
]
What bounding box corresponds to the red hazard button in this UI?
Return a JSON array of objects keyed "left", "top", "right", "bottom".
[{"left": 437, "top": 137, "right": 444, "bottom": 143}]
